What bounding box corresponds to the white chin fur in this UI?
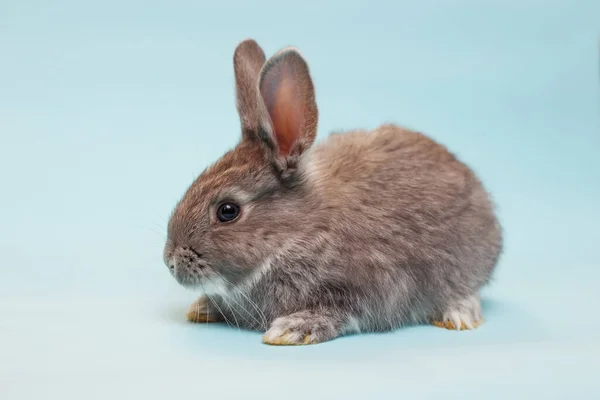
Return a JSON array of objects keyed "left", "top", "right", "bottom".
[{"left": 193, "top": 275, "right": 228, "bottom": 296}]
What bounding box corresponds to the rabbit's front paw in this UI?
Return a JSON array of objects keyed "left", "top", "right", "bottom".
[
  {"left": 262, "top": 311, "right": 339, "bottom": 346},
  {"left": 186, "top": 296, "right": 222, "bottom": 323}
]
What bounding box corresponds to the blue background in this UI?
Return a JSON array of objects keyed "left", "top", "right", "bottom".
[{"left": 1, "top": 0, "right": 599, "bottom": 398}]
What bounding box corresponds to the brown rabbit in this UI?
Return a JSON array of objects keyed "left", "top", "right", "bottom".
[{"left": 163, "top": 39, "right": 503, "bottom": 345}]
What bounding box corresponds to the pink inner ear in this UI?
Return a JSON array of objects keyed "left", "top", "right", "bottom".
[{"left": 262, "top": 64, "right": 304, "bottom": 157}]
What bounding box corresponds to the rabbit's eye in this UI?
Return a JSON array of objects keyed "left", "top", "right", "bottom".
[{"left": 217, "top": 202, "right": 240, "bottom": 222}]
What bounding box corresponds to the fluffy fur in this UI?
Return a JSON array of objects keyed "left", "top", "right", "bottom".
[{"left": 163, "top": 39, "right": 503, "bottom": 345}]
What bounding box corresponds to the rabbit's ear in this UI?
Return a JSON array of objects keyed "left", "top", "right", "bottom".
[
  {"left": 258, "top": 48, "right": 318, "bottom": 159},
  {"left": 233, "top": 39, "right": 267, "bottom": 139}
]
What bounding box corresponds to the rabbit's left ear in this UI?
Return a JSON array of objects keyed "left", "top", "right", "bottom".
[
  {"left": 257, "top": 47, "right": 318, "bottom": 160},
  {"left": 233, "top": 39, "right": 267, "bottom": 139}
]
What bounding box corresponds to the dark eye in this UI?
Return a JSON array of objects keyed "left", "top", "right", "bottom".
[{"left": 217, "top": 202, "right": 240, "bottom": 222}]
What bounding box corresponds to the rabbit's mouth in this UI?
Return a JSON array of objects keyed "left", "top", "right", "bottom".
[{"left": 165, "top": 247, "right": 227, "bottom": 295}]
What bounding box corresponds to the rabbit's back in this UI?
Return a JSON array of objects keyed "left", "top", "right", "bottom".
[{"left": 300, "top": 124, "right": 502, "bottom": 314}]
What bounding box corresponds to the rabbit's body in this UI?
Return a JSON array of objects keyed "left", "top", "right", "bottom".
[{"left": 165, "top": 40, "right": 502, "bottom": 345}]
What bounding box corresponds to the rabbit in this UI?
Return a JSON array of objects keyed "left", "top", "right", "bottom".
[{"left": 163, "top": 38, "right": 503, "bottom": 345}]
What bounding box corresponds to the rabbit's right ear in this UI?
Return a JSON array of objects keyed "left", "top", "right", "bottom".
[
  {"left": 233, "top": 39, "right": 267, "bottom": 139},
  {"left": 256, "top": 48, "right": 318, "bottom": 162}
]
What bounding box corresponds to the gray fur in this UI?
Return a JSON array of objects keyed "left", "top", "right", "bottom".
[{"left": 163, "top": 39, "right": 503, "bottom": 345}]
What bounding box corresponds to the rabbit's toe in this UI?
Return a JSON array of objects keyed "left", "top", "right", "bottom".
[
  {"left": 262, "top": 311, "right": 338, "bottom": 345},
  {"left": 431, "top": 293, "right": 483, "bottom": 330},
  {"left": 262, "top": 328, "right": 316, "bottom": 345},
  {"left": 186, "top": 296, "right": 221, "bottom": 323}
]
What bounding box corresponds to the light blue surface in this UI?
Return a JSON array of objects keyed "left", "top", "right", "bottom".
[{"left": 1, "top": 1, "right": 599, "bottom": 398}]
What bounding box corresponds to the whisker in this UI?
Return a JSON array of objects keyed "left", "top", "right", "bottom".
[
  {"left": 200, "top": 270, "right": 257, "bottom": 328},
  {"left": 218, "top": 292, "right": 256, "bottom": 329},
  {"left": 212, "top": 270, "right": 268, "bottom": 330},
  {"left": 141, "top": 226, "right": 167, "bottom": 240},
  {"left": 219, "top": 290, "right": 261, "bottom": 329},
  {"left": 197, "top": 296, "right": 204, "bottom": 324},
  {"left": 204, "top": 275, "right": 240, "bottom": 331},
  {"left": 199, "top": 283, "right": 235, "bottom": 329}
]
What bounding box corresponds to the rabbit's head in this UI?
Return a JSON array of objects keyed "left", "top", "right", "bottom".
[{"left": 164, "top": 39, "right": 319, "bottom": 292}]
